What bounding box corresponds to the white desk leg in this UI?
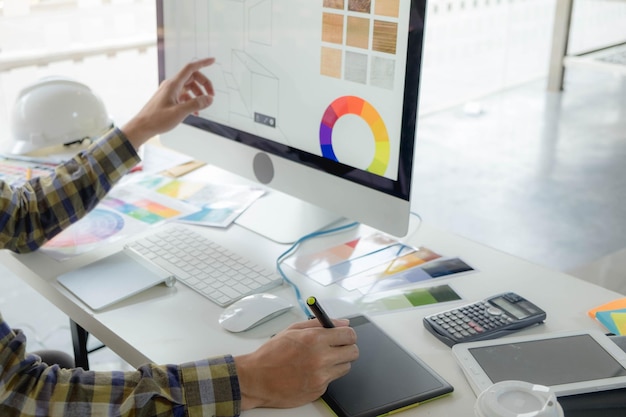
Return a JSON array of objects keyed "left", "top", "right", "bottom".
[{"left": 548, "top": 0, "right": 574, "bottom": 91}]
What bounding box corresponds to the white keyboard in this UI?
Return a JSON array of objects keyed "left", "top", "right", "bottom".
[{"left": 124, "top": 225, "right": 282, "bottom": 307}]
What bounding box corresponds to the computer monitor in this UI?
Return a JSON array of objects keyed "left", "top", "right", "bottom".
[{"left": 156, "top": 0, "right": 426, "bottom": 243}]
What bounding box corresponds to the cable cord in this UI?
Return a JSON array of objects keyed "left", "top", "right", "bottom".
[
  {"left": 276, "top": 221, "right": 359, "bottom": 317},
  {"left": 276, "top": 211, "right": 422, "bottom": 318}
]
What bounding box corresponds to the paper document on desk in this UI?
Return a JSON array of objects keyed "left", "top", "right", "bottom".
[
  {"left": 128, "top": 174, "right": 265, "bottom": 227},
  {"left": 40, "top": 177, "right": 199, "bottom": 261},
  {"left": 100, "top": 184, "right": 200, "bottom": 224},
  {"left": 284, "top": 232, "right": 445, "bottom": 289},
  {"left": 41, "top": 207, "right": 148, "bottom": 261},
  {"left": 283, "top": 233, "right": 420, "bottom": 285},
  {"left": 284, "top": 232, "right": 476, "bottom": 299},
  {"left": 337, "top": 250, "right": 452, "bottom": 293},
  {"left": 0, "top": 156, "right": 55, "bottom": 185},
  {"left": 341, "top": 284, "right": 462, "bottom": 314}
]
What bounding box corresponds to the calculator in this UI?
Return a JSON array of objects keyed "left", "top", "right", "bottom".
[{"left": 423, "top": 292, "right": 546, "bottom": 347}]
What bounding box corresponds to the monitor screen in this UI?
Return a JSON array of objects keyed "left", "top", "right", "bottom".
[{"left": 157, "top": 0, "right": 426, "bottom": 242}]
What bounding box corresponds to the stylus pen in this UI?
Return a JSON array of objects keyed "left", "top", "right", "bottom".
[{"left": 307, "top": 296, "right": 335, "bottom": 328}]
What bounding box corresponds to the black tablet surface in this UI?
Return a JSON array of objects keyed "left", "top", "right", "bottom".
[{"left": 322, "top": 315, "right": 453, "bottom": 417}]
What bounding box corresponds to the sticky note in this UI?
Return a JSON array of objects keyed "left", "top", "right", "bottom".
[
  {"left": 588, "top": 298, "right": 626, "bottom": 318},
  {"left": 595, "top": 310, "right": 622, "bottom": 335},
  {"left": 612, "top": 312, "right": 626, "bottom": 335}
]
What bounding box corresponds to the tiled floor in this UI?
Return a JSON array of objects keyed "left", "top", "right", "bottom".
[
  {"left": 411, "top": 65, "right": 626, "bottom": 295},
  {"left": 412, "top": 68, "right": 626, "bottom": 277}
]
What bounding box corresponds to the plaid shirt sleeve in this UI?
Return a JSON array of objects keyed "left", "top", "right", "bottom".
[
  {"left": 0, "top": 312, "right": 242, "bottom": 417},
  {"left": 0, "top": 127, "right": 140, "bottom": 253}
]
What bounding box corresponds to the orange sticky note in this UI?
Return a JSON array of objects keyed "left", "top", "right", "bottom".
[{"left": 588, "top": 297, "right": 626, "bottom": 318}]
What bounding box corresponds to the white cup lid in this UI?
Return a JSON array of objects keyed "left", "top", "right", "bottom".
[{"left": 475, "top": 381, "right": 564, "bottom": 417}]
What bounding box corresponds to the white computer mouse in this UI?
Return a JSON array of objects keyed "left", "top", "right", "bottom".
[{"left": 219, "top": 293, "right": 294, "bottom": 333}]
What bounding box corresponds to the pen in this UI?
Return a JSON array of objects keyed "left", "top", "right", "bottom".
[
  {"left": 0, "top": 154, "right": 59, "bottom": 167},
  {"left": 306, "top": 296, "right": 335, "bottom": 328}
]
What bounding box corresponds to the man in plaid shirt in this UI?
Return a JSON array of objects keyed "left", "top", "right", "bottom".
[{"left": 0, "top": 58, "right": 358, "bottom": 417}]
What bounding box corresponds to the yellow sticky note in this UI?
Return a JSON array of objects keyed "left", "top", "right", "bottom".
[{"left": 612, "top": 312, "right": 626, "bottom": 335}]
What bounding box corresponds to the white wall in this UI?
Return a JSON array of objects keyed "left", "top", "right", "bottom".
[
  {"left": 0, "top": 0, "right": 157, "bottom": 145},
  {"left": 420, "top": 0, "right": 626, "bottom": 113}
]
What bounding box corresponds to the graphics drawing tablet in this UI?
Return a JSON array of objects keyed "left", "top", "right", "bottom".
[
  {"left": 322, "top": 315, "right": 453, "bottom": 417},
  {"left": 452, "top": 328, "right": 626, "bottom": 397}
]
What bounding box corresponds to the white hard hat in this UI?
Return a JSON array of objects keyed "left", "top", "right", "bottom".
[{"left": 9, "top": 76, "right": 113, "bottom": 155}]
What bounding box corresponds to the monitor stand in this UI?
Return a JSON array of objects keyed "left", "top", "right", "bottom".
[{"left": 234, "top": 191, "right": 343, "bottom": 244}]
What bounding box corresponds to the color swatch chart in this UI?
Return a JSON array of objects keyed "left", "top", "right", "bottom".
[{"left": 321, "top": 0, "right": 401, "bottom": 89}]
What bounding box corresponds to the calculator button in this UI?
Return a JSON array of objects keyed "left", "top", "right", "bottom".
[
  {"left": 504, "top": 293, "right": 522, "bottom": 302},
  {"left": 487, "top": 307, "right": 502, "bottom": 316}
]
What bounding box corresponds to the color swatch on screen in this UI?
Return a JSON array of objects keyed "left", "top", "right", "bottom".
[
  {"left": 321, "top": 0, "right": 400, "bottom": 89},
  {"left": 319, "top": 95, "right": 390, "bottom": 175}
]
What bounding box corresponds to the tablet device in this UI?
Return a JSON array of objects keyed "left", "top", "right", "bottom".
[
  {"left": 322, "top": 315, "right": 453, "bottom": 417},
  {"left": 452, "top": 329, "right": 626, "bottom": 397}
]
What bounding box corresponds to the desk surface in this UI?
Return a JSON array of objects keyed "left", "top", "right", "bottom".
[{"left": 2, "top": 212, "right": 622, "bottom": 416}]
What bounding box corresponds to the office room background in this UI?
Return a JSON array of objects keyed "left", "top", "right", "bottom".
[{"left": 0, "top": 0, "right": 625, "bottom": 369}]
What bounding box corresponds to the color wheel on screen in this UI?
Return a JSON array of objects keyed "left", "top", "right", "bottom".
[
  {"left": 319, "top": 96, "right": 390, "bottom": 175},
  {"left": 45, "top": 208, "right": 125, "bottom": 248}
]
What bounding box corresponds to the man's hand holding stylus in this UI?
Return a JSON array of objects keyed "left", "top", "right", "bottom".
[{"left": 234, "top": 318, "right": 358, "bottom": 410}]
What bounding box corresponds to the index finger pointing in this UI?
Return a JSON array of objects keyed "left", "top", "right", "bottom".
[{"left": 173, "top": 57, "right": 216, "bottom": 90}]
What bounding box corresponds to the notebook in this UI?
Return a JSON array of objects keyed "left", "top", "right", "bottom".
[{"left": 57, "top": 251, "right": 175, "bottom": 311}]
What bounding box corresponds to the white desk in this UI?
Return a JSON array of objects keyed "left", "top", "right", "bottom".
[{"left": 1, "top": 213, "right": 623, "bottom": 416}]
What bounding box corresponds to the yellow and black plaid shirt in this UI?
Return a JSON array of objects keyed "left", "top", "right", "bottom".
[
  {"left": 0, "top": 313, "right": 240, "bottom": 416},
  {"left": 0, "top": 128, "right": 139, "bottom": 253},
  {"left": 0, "top": 128, "right": 241, "bottom": 416}
]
